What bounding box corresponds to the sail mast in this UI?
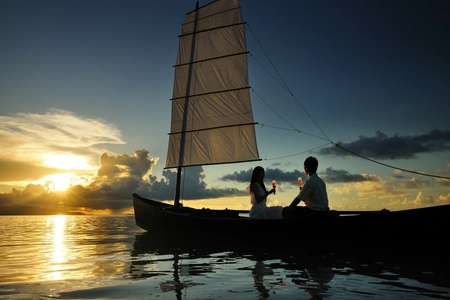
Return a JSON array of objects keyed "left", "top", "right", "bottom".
[
  {"left": 167, "top": 0, "right": 261, "bottom": 207},
  {"left": 174, "top": 1, "right": 200, "bottom": 208}
]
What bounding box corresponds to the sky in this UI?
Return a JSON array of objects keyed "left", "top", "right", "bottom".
[{"left": 1, "top": 0, "right": 449, "bottom": 214}]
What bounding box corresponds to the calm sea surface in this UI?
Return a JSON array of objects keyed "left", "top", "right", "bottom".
[{"left": 1, "top": 215, "right": 449, "bottom": 299}]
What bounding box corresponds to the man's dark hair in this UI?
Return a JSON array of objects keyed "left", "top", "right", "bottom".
[{"left": 304, "top": 156, "right": 318, "bottom": 174}]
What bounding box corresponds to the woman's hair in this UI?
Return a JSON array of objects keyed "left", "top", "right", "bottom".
[{"left": 249, "top": 166, "right": 266, "bottom": 193}]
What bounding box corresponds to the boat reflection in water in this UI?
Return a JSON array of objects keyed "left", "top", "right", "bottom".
[
  {"left": 296, "top": 267, "right": 334, "bottom": 299},
  {"left": 250, "top": 260, "right": 334, "bottom": 299},
  {"left": 129, "top": 231, "right": 450, "bottom": 299}
]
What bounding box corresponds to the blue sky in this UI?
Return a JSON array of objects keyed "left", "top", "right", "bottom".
[{"left": 1, "top": 0, "right": 449, "bottom": 214}]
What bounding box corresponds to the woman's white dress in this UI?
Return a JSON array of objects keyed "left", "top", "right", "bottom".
[{"left": 249, "top": 182, "right": 283, "bottom": 219}]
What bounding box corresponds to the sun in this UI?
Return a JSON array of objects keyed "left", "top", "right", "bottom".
[
  {"left": 39, "top": 154, "right": 93, "bottom": 192},
  {"left": 43, "top": 173, "right": 75, "bottom": 192}
]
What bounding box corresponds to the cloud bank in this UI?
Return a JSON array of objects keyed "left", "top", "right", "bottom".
[{"left": 319, "top": 130, "right": 450, "bottom": 159}]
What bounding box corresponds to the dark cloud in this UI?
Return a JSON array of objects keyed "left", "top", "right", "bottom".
[
  {"left": 221, "top": 166, "right": 376, "bottom": 185},
  {"left": 321, "top": 167, "right": 379, "bottom": 184},
  {"left": 394, "top": 178, "right": 430, "bottom": 189},
  {"left": 391, "top": 171, "right": 407, "bottom": 179},
  {"left": 318, "top": 130, "right": 450, "bottom": 159},
  {"left": 96, "top": 150, "right": 153, "bottom": 181},
  {"left": 437, "top": 179, "right": 450, "bottom": 187},
  {"left": 221, "top": 169, "right": 252, "bottom": 182},
  {"left": 221, "top": 167, "right": 304, "bottom": 186},
  {"left": 147, "top": 166, "right": 246, "bottom": 200}
]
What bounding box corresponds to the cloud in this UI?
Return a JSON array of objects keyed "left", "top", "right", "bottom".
[
  {"left": 391, "top": 169, "right": 407, "bottom": 179},
  {"left": 147, "top": 166, "right": 247, "bottom": 200},
  {"left": 221, "top": 167, "right": 304, "bottom": 185},
  {"left": 0, "top": 159, "right": 60, "bottom": 181},
  {"left": 322, "top": 167, "right": 379, "bottom": 183},
  {"left": 437, "top": 178, "right": 450, "bottom": 187},
  {"left": 437, "top": 192, "right": 450, "bottom": 205},
  {"left": 318, "top": 129, "right": 450, "bottom": 159},
  {"left": 62, "top": 150, "right": 159, "bottom": 211},
  {"left": 0, "top": 150, "right": 158, "bottom": 213},
  {"left": 330, "top": 180, "right": 410, "bottom": 208},
  {"left": 394, "top": 178, "right": 430, "bottom": 189},
  {"left": 0, "top": 109, "right": 124, "bottom": 166},
  {"left": 96, "top": 150, "right": 154, "bottom": 181},
  {"left": 0, "top": 109, "right": 128, "bottom": 195},
  {"left": 221, "top": 167, "right": 377, "bottom": 185},
  {"left": 412, "top": 191, "right": 437, "bottom": 206}
]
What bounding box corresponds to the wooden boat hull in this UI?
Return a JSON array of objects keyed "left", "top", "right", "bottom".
[{"left": 133, "top": 193, "right": 450, "bottom": 246}]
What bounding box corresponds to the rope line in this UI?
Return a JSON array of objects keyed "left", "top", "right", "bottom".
[
  {"left": 335, "top": 144, "right": 450, "bottom": 180},
  {"left": 258, "top": 123, "right": 329, "bottom": 141},
  {"left": 246, "top": 25, "right": 292, "bottom": 93},
  {"left": 247, "top": 23, "right": 332, "bottom": 143},
  {"left": 263, "top": 142, "right": 333, "bottom": 161},
  {"left": 251, "top": 89, "right": 298, "bottom": 132}
]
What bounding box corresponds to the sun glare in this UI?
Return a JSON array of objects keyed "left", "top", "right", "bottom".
[
  {"left": 43, "top": 154, "right": 92, "bottom": 170},
  {"left": 43, "top": 173, "right": 76, "bottom": 191}
]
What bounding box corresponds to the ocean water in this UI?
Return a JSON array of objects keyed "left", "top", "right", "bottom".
[{"left": 0, "top": 215, "right": 449, "bottom": 299}]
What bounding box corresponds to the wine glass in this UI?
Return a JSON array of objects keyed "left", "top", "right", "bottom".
[
  {"left": 298, "top": 177, "right": 303, "bottom": 188},
  {"left": 272, "top": 180, "right": 276, "bottom": 194}
]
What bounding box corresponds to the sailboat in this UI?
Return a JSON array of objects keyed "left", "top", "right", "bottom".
[{"left": 133, "top": 0, "right": 450, "bottom": 245}]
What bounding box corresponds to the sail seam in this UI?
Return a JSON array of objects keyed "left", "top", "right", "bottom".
[
  {"left": 168, "top": 122, "right": 258, "bottom": 135},
  {"left": 170, "top": 86, "right": 250, "bottom": 101},
  {"left": 180, "top": 21, "right": 246, "bottom": 37},
  {"left": 173, "top": 51, "right": 249, "bottom": 68}
]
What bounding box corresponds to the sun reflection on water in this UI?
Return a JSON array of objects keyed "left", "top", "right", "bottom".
[
  {"left": 1, "top": 215, "right": 144, "bottom": 286},
  {"left": 43, "top": 215, "right": 67, "bottom": 280},
  {"left": 51, "top": 215, "right": 67, "bottom": 263}
]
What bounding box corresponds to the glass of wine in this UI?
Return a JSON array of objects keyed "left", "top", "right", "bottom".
[
  {"left": 298, "top": 177, "right": 303, "bottom": 188},
  {"left": 272, "top": 180, "right": 276, "bottom": 194}
]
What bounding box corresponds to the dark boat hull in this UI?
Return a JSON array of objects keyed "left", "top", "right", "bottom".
[{"left": 133, "top": 193, "right": 450, "bottom": 246}]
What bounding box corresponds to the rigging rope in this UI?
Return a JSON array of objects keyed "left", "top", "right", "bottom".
[
  {"left": 263, "top": 142, "right": 332, "bottom": 161},
  {"left": 335, "top": 144, "right": 450, "bottom": 180},
  {"left": 247, "top": 24, "right": 332, "bottom": 143},
  {"left": 258, "top": 123, "right": 329, "bottom": 141},
  {"left": 246, "top": 23, "right": 450, "bottom": 181},
  {"left": 251, "top": 88, "right": 298, "bottom": 132}
]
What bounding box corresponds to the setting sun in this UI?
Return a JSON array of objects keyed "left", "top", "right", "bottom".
[{"left": 42, "top": 173, "right": 77, "bottom": 191}]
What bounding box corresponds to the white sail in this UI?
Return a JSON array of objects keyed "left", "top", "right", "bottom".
[{"left": 166, "top": 0, "right": 260, "bottom": 168}]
